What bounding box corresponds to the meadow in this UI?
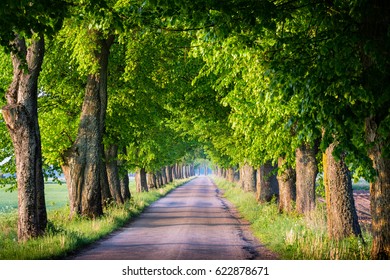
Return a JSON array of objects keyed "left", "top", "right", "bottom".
[{"left": 0, "top": 182, "right": 69, "bottom": 214}]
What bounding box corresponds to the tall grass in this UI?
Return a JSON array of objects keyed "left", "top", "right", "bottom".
[
  {"left": 0, "top": 178, "right": 192, "bottom": 259},
  {"left": 212, "top": 176, "right": 372, "bottom": 260}
]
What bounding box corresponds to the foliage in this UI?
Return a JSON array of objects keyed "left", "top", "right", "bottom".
[
  {"left": 38, "top": 36, "right": 85, "bottom": 169},
  {"left": 0, "top": 49, "right": 16, "bottom": 189},
  {"left": 0, "top": 0, "right": 68, "bottom": 49}
]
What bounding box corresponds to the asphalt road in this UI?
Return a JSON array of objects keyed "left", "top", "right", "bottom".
[{"left": 72, "top": 176, "right": 277, "bottom": 260}]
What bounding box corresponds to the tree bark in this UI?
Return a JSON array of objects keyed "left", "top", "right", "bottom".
[
  {"left": 240, "top": 163, "right": 256, "bottom": 192},
  {"left": 171, "top": 164, "right": 177, "bottom": 180},
  {"left": 135, "top": 167, "right": 148, "bottom": 192},
  {"left": 161, "top": 167, "right": 167, "bottom": 185},
  {"left": 256, "top": 162, "right": 279, "bottom": 203},
  {"left": 2, "top": 35, "right": 47, "bottom": 241},
  {"left": 98, "top": 35, "right": 114, "bottom": 206},
  {"left": 105, "top": 144, "right": 124, "bottom": 204},
  {"left": 61, "top": 35, "right": 113, "bottom": 218},
  {"left": 323, "top": 142, "right": 362, "bottom": 239},
  {"left": 365, "top": 117, "right": 390, "bottom": 259},
  {"left": 166, "top": 166, "right": 172, "bottom": 183},
  {"left": 234, "top": 167, "right": 240, "bottom": 182},
  {"left": 119, "top": 171, "right": 130, "bottom": 201},
  {"left": 226, "top": 167, "right": 235, "bottom": 182},
  {"left": 100, "top": 161, "right": 112, "bottom": 206},
  {"left": 277, "top": 157, "right": 296, "bottom": 213},
  {"left": 173, "top": 164, "right": 178, "bottom": 179},
  {"left": 62, "top": 73, "right": 103, "bottom": 218},
  {"left": 295, "top": 143, "right": 318, "bottom": 214},
  {"left": 156, "top": 171, "right": 162, "bottom": 188},
  {"left": 147, "top": 172, "right": 157, "bottom": 190},
  {"left": 118, "top": 147, "right": 130, "bottom": 201}
]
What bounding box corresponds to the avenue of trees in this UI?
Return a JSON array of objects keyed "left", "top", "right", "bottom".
[{"left": 1, "top": 1, "right": 389, "bottom": 259}]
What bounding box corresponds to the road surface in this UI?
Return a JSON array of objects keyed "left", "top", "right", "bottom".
[{"left": 72, "top": 176, "right": 277, "bottom": 260}]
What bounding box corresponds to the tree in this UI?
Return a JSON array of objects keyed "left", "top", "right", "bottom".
[
  {"left": 0, "top": 0, "right": 68, "bottom": 240},
  {"left": 295, "top": 143, "right": 318, "bottom": 214},
  {"left": 256, "top": 162, "right": 278, "bottom": 203},
  {"left": 45, "top": 0, "right": 121, "bottom": 218}
]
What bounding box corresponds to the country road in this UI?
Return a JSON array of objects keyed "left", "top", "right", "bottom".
[{"left": 71, "top": 176, "right": 277, "bottom": 260}]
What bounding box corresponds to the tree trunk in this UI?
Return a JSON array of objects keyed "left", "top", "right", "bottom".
[
  {"left": 171, "top": 165, "right": 177, "bottom": 180},
  {"left": 135, "top": 168, "right": 148, "bottom": 192},
  {"left": 216, "top": 166, "right": 221, "bottom": 177},
  {"left": 240, "top": 163, "right": 256, "bottom": 192},
  {"left": 105, "top": 144, "right": 124, "bottom": 204},
  {"left": 175, "top": 163, "right": 182, "bottom": 179},
  {"left": 2, "top": 35, "right": 47, "bottom": 241},
  {"left": 365, "top": 117, "right": 390, "bottom": 259},
  {"left": 295, "top": 143, "right": 318, "bottom": 214},
  {"left": 156, "top": 171, "right": 162, "bottom": 188},
  {"left": 62, "top": 73, "right": 103, "bottom": 218},
  {"left": 118, "top": 147, "right": 130, "bottom": 201},
  {"left": 61, "top": 35, "right": 113, "bottom": 218},
  {"left": 160, "top": 167, "right": 167, "bottom": 185},
  {"left": 277, "top": 157, "right": 296, "bottom": 213},
  {"left": 100, "top": 161, "right": 112, "bottom": 206},
  {"left": 256, "top": 162, "right": 279, "bottom": 203},
  {"left": 166, "top": 166, "right": 172, "bottom": 183},
  {"left": 226, "top": 167, "right": 235, "bottom": 182},
  {"left": 182, "top": 165, "right": 186, "bottom": 178},
  {"left": 323, "top": 142, "right": 362, "bottom": 239},
  {"left": 147, "top": 172, "right": 156, "bottom": 190},
  {"left": 98, "top": 35, "right": 114, "bottom": 207},
  {"left": 119, "top": 171, "right": 130, "bottom": 201}
]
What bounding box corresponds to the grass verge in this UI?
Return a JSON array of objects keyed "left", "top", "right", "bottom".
[
  {"left": 0, "top": 177, "right": 193, "bottom": 260},
  {"left": 212, "top": 176, "right": 372, "bottom": 260}
]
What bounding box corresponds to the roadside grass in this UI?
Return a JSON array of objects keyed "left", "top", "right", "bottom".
[
  {"left": 352, "top": 178, "right": 370, "bottom": 191},
  {"left": 212, "top": 176, "right": 372, "bottom": 260},
  {"left": 0, "top": 177, "right": 192, "bottom": 259}
]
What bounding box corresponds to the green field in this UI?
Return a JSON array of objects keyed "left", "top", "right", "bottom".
[{"left": 0, "top": 183, "right": 69, "bottom": 214}]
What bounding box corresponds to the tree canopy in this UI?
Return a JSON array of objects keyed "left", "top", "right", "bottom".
[{"left": 1, "top": 0, "right": 389, "bottom": 259}]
